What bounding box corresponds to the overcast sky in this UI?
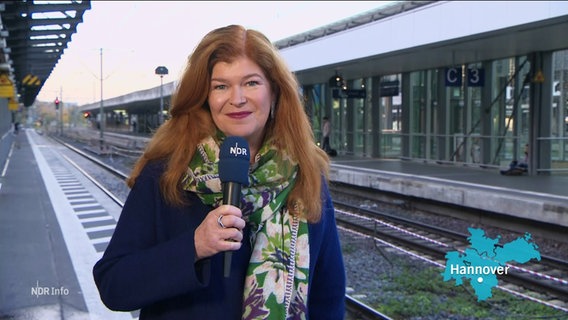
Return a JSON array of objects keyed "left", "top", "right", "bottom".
[{"left": 36, "top": 1, "right": 391, "bottom": 106}]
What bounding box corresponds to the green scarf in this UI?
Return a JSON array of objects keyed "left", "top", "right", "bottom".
[{"left": 182, "top": 135, "right": 310, "bottom": 320}]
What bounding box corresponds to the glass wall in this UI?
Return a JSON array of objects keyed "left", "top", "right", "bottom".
[
  {"left": 464, "top": 63, "right": 483, "bottom": 164},
  {"left": 352, "top": 79, "right": 368, "bottom": 156},
  {"left": 309, "top": 50, "right": 565, "bottom": 175},
  {"left": 362, "top": 78, "right": 374, "bottom": 155},
  {"left": 409, "top": 71, "right": 428, "bottom": 160},
  {"left": 408, "top": 69, "right": 456, "bottom": 163},
  {"left": 309, "top": 85, "right": 325, "bottom": 147},
  {"left": 404, "top": 57, "right": 533, "bottom": 168},
  {"left": 331, "top": 90, "right": 344, "bottom": 153},
  {"left": 552, "top": 49, "right": 568, "bottom": 172},
  {"left": 495, "top": 57, "right": 531, "bottom": 167},
  {"left": 379, "top": 75, "right": 402, "bottom": 158}
]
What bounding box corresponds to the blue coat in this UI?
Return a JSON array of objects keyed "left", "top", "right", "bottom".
[{"left": 93, "top": 162, "right": 346, "bottom": 319}]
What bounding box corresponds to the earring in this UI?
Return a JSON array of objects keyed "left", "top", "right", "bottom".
[{"left": 270, "top": 102, "right": 275, "bottom": 119}]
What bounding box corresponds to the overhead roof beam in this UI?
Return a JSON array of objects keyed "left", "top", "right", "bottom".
[
  {"left": 9, "top": 40, "right": 67, "bottom": 48},
  {"left": 6, "top": 18, "right": 83, "bottom": 31},
  {"left": 8, "top": 29, "right": 74, "bottom": 39},
  {"left": 24, "top": 2, "right": 91, "bottom": 14}
]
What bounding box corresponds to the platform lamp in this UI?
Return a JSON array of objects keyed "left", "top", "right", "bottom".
[
  {"left": 328, "top": 71, "right": 344, "bottom": 88},
  {"left": 329, "top": 71, "right": 345, "bottom": 100},
  {"left": 155, "top": 66, "right": 169, "bottom": 125}
]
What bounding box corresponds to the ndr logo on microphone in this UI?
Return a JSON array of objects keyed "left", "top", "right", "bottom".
[{"left": 229, "top": 142, "right": 247, "bottom": 157}]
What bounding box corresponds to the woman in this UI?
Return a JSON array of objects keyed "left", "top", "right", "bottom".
[{"left": 93, "top": 24, "right": 346, "bottom": 319}]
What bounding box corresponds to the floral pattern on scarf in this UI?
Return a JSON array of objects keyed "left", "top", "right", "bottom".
[{"left": 182, "top": 135, "right": 310, "bottom": 320}]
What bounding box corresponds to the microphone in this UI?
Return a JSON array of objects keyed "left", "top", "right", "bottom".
[{"left": 218, "top": 136, "right": 250, "bottom": 278}]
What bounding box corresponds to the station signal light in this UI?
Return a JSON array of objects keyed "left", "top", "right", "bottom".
[
  {"left": 54, "top": 98, "right": 60, "bottom": 110},
  {"left": 83, "top": 112, "right": 91, "bottom": 119}
]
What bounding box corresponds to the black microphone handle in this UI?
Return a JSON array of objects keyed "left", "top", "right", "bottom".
[
  {"left": 222, "top": 182, "right": 241, "bottom": 277},
  {"left": 222, "top": 182, "right": 241, "bottom": 206}
]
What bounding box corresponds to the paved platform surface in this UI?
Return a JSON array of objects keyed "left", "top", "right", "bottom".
[
  {"left": 0, "top": 129, "right": 132, "bottom": 319},
  {"left": 332, "top": 156, "right": 568, "bottom": 198},
  {"left": 329, "top": 156, "right": 568, "bottom": 229}
]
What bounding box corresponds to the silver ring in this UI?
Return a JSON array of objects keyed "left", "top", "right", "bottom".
[{"left": 217, "top": 215, "right": 226, "bottom": 229}]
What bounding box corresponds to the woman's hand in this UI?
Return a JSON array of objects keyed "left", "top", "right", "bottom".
[{"left": 194, "top": 205, "right": 246, "bottom": 260}]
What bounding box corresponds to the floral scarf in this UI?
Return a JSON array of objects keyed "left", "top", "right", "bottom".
[{"left": 182, "top": 135, "right": 310, "bottom": 320}]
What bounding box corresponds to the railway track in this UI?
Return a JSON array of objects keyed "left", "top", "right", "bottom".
[
  {"left": 345, "top": 295, "right": 392, "bottom": 320},
  {"left": 333, "top": 198, "right": 568, "bottom": 314}
]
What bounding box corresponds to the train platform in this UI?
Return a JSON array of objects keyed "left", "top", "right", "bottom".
[
  {"left": 329, "top": 156, "right": 568, "bottom": 229},
  {"left": 0, "top": 129, "right": 132, "bottom": 319}
]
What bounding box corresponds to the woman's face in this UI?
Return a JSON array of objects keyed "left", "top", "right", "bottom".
[{"left": 208, "top": 56, "right": 273, "bottom": 155}]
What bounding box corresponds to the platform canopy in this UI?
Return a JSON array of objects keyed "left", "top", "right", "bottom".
[{"left": 0, "top": 1, "right": 90, "bottom": 107}]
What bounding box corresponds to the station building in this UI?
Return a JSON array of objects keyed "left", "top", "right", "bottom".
[
  {"left": 276, "top": 1, "right": 568, "bottom": 175},
  {"left": 76, "top": 1, "right": 568, "bottom": 176}
]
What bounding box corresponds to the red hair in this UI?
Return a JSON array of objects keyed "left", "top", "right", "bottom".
[{"left": 127, "top": 25, "right": 329, "bottom": 222}]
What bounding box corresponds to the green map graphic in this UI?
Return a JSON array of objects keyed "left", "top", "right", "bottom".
[{"left": 442, "top": 227, "right": 541, "bottom": 301}]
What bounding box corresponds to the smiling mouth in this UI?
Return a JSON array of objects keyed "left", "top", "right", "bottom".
[{"left": 227, "top": 112, "right": 251, "bottom": 119}]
